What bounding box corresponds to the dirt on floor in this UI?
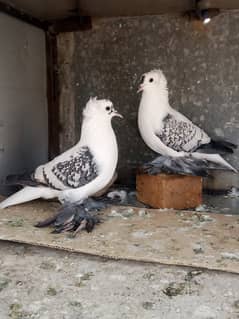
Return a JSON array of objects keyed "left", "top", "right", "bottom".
[{"left": 0, "top": 241, "right": 239, "bottom": 319}]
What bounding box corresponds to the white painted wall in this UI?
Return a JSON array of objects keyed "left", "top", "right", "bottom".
[{"left": 0, "top": 13, "right": 48, "bottom": 195}]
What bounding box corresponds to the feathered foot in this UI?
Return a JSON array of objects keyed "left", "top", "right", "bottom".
[
  {"left": 140, "top": 154, "right": 236, "bottom": 177},
  {"left": 34, "top": 194, "right": 137, "bottom": 236},
  {"left": 141, "top": 155, "right": 209, "bottom": 177},
  {"left": 35, "top": 199, "right": 104, "bottom": 236}
]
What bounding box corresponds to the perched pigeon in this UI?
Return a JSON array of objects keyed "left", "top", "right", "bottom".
[
  {"left": 137, "top": 69, "right": 237, "bottom": 175},
  {"left": 0, "top": 97, "right": 123, "bottom": 209}
]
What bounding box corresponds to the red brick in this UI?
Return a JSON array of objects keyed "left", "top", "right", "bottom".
[{"left": 136, "top": 173, "right": 202, "bottom": 209}]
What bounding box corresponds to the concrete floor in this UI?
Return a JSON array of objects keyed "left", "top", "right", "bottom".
[
  {"left": 0, "top": 241, "right": 239, "bottom": 319},
  {"left": 203, "top": 194, "right": 239, "bottom": 215}
]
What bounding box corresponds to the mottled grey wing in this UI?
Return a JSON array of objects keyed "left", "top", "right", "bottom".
[
  {"left": 50, "top": 146, "right": 98, "bottom": 189},
  {"left": 157, "top": 114, "right": 207, "bottom": 152}
]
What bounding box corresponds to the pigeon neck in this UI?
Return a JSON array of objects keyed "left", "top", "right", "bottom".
[
  {"left": 79, "top": 117, "right": 114, "bottom": 145},
  {"left": 142, "top": 87, "right": 170, "bottom": 110}
]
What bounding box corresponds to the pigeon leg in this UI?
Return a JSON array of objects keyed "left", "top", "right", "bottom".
[{"left": 70, "top": 219, "right": 87, "bottom": 238}]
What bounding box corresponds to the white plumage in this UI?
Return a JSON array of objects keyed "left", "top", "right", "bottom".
[
  {"left": 138, "top": 69, "right": 237, "bottom": 172},
  {"left": 0, "top": 97, "right": 122, "bottom": 209}
]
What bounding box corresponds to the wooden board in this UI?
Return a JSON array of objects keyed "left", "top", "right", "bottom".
[{"left": 0, "top": 200, "right": 238, "bottom": 273}]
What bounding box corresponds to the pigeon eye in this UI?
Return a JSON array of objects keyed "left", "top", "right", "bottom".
[
  {"left": 149, "top": 78, "right": 154, "bottom": 83},
  {"left": 106, "top": 106, "right": 111, "bottom": 111}
]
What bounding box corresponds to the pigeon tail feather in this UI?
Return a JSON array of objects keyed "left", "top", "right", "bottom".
[
  {"left": 0, "top": 186, "right": 59, "bottom": 209},
  {"left": 192, "top": 153, "right": 237, "bottom": 173},
  {"left": 5, "top": 172, "right": 39, "bottom": 187},
  {"left": 198, "top": 139, "right": 237, "bottom": 154}
]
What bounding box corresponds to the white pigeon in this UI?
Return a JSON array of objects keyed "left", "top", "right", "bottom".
[
  {"left": 0, "top": 97, "right": 122, "bottom": 209},
  {"left": 138, "top": 69, "right": 237, "bottom": 172}
]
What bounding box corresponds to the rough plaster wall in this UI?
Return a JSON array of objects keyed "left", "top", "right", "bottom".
[
  {"left": 60, "top": 12, "right": 239, "bottom": 186},
  {"left": 0, "top": 13, "right": 48, "bottom": 195}
]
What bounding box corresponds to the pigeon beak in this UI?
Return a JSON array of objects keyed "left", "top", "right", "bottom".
[
  {"left": 137, "top": 84, "right": 144, "bottom": 93},
  {"left": 113, "top": 110, "right": 123, "bottom": 119}
]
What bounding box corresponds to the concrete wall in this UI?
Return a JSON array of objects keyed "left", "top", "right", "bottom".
[
  {"left": 58, "top": 12, "right": 239, "bottom": 187},
  {"left": 0, "top": 13, "right": 48, "bottom": 195}
]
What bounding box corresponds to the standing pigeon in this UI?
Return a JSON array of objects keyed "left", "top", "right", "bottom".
[
  {"left": 0, "top": 97, "right": 122, "bottom": 209},
  {"left": 137, "top": 69, "right": 237, "bottom": 173}
]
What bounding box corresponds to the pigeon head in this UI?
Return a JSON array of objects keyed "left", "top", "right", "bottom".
[
  {"left": 138, "top": 69, "right": 167, "bottom": 93},
  {"left": 83, "top": 97, "right": 123, "bottom": 120}
]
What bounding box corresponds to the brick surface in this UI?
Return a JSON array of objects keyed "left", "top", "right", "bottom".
[{"left": 136, "top": 173, "right": 202, "bottom": 209}]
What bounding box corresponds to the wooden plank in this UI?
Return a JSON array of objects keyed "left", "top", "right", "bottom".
[{"left": 0, "top": 199, "right": 238, "bottom": 274}]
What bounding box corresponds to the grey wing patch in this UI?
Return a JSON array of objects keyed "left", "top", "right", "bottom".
[
  {"left": 50, "top": 146, "right": 98, "bottom": 188},
  {"left": 158, "top": 114, "right": 205, "bottom": 152}
]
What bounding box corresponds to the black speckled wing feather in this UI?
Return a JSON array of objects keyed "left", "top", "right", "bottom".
[
  {"left": 41, "top": 146, "right": 98, "bottom": 190},
  {"left": 157, "top": 114, "right": 208, "bottom": 152}
]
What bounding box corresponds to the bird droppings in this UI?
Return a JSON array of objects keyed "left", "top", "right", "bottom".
[
  {"left": 107, "top": 190, "right": 127, "bottom": 202},
  {"left": 46, "top": 287, "right": 57, "bottom": 296},
  {"left": 142, "top": 301, "right": 155, "bottom": 310},
  {"left": 195, "top": 205, "right": 210, "bottom": 212},
  {"left": 199, "top": 215, "right": 214, "bottom": 222},
  {"left": 163, "top": 282, "right": 186, "bottom": 297},
  {"left": 9, "top": 303, "right": 29, "bottom": 319},
  {"left": 120, "top": 208, "right": 135, "bottom": 217},
  {"left": 142, "top": 272, "right": 155, "bottom": 280},
  {"left": 221, "top": 252, "right": 239, "bottom": 261},
  {"left": 192, "top": 305, "right": 217, "bottom": 319},
  {"left": 108, "top": 207, "right": 134, "bottom": 219},
  {"left": 108, "top": 209, "right": 121, "bottom": 217},
  {"left": 132, "top": 230, "right": 152, "bottom": 239},
  {"left": 223, "top": 290, "right": 233, "bottom": 297},
  {"left": 79, "top": 272, "right": 94, "bottom": 281},
  {"left": 75, "top": 281, "right": 86, "bottom": 288},
  {"left": 185, "top": 270, "right": 203, "bottom": 282},
  {"left": 192, "top": 243, "right": 204, "bottom": 254},
  {"left": 138, "top": 209, "right": 150, "bottom": 217},
  {"left": 6, "top": 219, "right": 24, "bottom": 227},
  {"left": 0, "top": 277, "right": 11, "bottom": 291},
  {"left": 193, "top": 213, "right": 214, "bottom": 223},
  {"left": 176, "top": 211, "right": 185, "bottom": 217},
  {"left": 69, "top": 301, "right": 82, "bottom": 308},
  {"left": 40, "top": 261, "right": 56, "bottom": 270}
]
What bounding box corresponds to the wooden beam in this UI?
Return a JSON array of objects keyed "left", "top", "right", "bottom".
[
  {"left": 46, "top": 31, "right": 60, "bottom": 159},
  {"left": 0, "top": 1, "right": 48, "bottom": 30},
  {"left": 48, "top": 16, "right": 92, "bottom": 34},
  {"left": 0, "top": 1, "right": 92, "bottom": 34},
  {"left": 46, "top": 16, "right": 91, "bottom": 159},
  {"left": 46, "top": 16, "right": 91, "bottom": 158}
]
